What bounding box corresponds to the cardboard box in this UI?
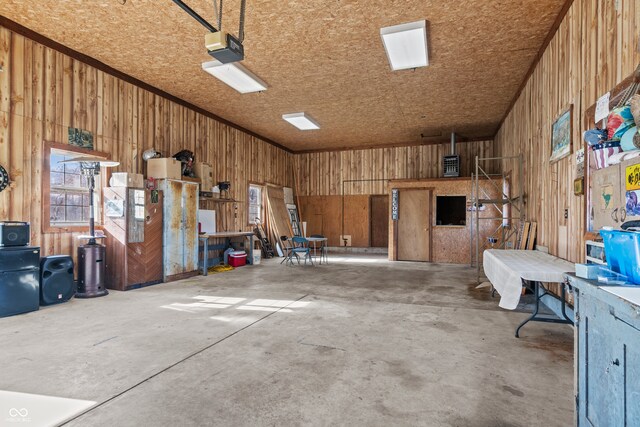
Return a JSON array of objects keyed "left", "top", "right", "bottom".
[
  {"left": 194, "top": 162, "right": 213, "bottom": 190},
  {"left": 147, "top": 158, "right": 181, "bottom": 180},
  {"left": 109, "top": 172, "right": 144, "bottom": 188}
]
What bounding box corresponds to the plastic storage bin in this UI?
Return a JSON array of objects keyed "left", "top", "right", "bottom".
[
  {"left": 600, "top": 229, "right": 640, "bottom": 285},
  {"left": 228, "top": 251, "right": 247, "bottom": 267}
]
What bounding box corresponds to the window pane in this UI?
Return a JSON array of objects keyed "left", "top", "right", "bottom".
[
  {"left": 50, "top": 206, "right": 65, "bottom": 222},
  {"left": 66, "top": 206, "right": 83, "bottom": 222},
  {"left": 51, "top": 172, "right": 65, "bottom": 186},
  {"left": 64, "top": 173, "right": 81, "bottom": 187},
  {"left": 63, "top": 162, "right": 80, "bottom": 175},
  {"left": 51, "top": 154, "right": 65, "bottom": 173},
  {"left": 50, "top": 192, "right": 65, "bottom": 206},
  {"left": 67, "top": 193, "right": 84, "bottom": 206}
]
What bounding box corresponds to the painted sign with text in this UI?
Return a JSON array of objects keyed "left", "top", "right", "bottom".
[
  {"left": 391, "top": 189, "right": 399, "bottom": 220},
  {"left": 626, "top": 164, "right": 640, "bottom": 191}
]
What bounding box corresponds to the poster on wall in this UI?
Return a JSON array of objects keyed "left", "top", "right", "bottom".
[
  {"left": 550, "top": 106, "right": 573, "bottom": 163},
  {"left": 626, "top": 190, "right": 640, "bottom": 217},
  {"left": 626, "top": 163, "right": 640, "bottom": 191},
  {"left": 595, "top": 92, "right": 611, "bottom": 123}
]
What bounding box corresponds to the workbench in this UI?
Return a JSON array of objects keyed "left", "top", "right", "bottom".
[
  {"left": 198, "top": 232, "right": 255, "bottom": 276},
  {"left": 567, "top": 274, "right": 640, "bottom": 426}
]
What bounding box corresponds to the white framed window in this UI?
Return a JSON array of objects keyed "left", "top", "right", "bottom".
[
  {"left": 248, "top": 184, "right": 263, "bottom": 224},
  {"left": 43, "top": 141, "right": 108, "bottom": 232}
]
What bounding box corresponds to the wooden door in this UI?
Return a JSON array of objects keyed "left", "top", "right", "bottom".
[
  {"left": 143, "top": 189, "right": 163, "bottom": 284},
  {"left": 397, "top": 189, "right": 431, "bottom": 261},
  {"left": 370, "top": 195, "right": 389, "bottom": 247}
]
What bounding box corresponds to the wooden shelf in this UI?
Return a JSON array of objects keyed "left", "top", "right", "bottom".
[{"left": 199, "top": 198, "right": 243, "bottom": 203}]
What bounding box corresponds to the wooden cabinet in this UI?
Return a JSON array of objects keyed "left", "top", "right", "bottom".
[
  {"left": 158, "top": 179, "right": 199, "bottom": 281},
  {"left": 568, "top": 275, "right": 640, "bottom": 426},
  {"left": 103, "top": 187, "right": 164, "bottom": 290}
]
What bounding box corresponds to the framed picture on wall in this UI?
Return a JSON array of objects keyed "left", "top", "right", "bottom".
[{"left": 550, "top": 105, "right": 573, "bottom": 163}]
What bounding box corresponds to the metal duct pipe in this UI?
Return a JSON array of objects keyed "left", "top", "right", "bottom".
[{"left": 450, "top": 132, "right": 456, "bottom": 155}]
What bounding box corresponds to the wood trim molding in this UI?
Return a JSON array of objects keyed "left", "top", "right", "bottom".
[
  {"left": 41, "top": 140, "right": 109, "bottom": 234},
  {"left": 0, "top": 15, "right": 293, "bottom": 155},
  {"left": 296, "top": 136, "right": 495, "bottom": 155},
  {"left": 496, "top": 0, "right": 576, "bottom": 133}
]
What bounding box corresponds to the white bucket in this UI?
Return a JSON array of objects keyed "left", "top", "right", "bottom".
[{"left": 252, "top": 252, "right": 261, "bottom": 265}]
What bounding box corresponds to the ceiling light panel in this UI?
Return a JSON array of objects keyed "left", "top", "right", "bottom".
[
  {"left": 202, "top": 60, "right": 267, "bottom": 94},
  {"left": 282, "top": 113, "right": 320, "bottom": 130},
  {"left": 380, "top": 20, "right": 428, "bottom": 71}
]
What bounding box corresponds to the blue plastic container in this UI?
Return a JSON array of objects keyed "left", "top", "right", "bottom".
[{"left": 599, "top": 229, "right": 640, "bottom": 285}]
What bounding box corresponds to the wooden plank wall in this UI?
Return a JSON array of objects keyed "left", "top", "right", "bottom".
[
  {"left": 295, "top": 140, "right": 496, "bottom": 196},
  {"left": 0, "top": 27, "right": 294, "bottom": 259},
  {"left": 494, "top": 0, "right": 640, "bottom": 263}
]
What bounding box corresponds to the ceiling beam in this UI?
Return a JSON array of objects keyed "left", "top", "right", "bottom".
[{"left": 295, "top": 136, "right": 495, "bottom": 155}]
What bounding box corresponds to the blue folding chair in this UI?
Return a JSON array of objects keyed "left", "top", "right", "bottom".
[{"left": 291, "top": 236, "right": 314, "bottom": 266}]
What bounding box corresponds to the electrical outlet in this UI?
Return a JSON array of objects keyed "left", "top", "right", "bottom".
[{"left": 564, "top": 208, "right": 569, "bottom": 219}]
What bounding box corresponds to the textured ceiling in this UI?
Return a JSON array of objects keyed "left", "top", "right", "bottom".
[{"left": 0, "top": 0, "right": 566, "bottom": 152}]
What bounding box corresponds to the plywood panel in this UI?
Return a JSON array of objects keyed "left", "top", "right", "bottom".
[
  {"left": 298, "top": 195, "right": 371, "bottom": 247},
  {"left": 0, "top": 0, "right": 566, "bottom": 151},
  {"left": 0, "top": 28, "right": 294, "bottom": 266},
  {"left": 370, "top": 195, "right": 389, "bottom": 248},
  {"left": 397, "top": 189, "right": 431, "bottom": 262}
]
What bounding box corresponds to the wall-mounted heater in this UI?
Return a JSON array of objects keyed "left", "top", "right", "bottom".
[{"left": 443, "top": 132, "right": 460, "bottom": 177}]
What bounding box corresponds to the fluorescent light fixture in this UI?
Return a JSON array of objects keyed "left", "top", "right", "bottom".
[
  {"left": 282, "top": 112, "right": 320, "bottom": 130},
  {"left": 202, "top": 60, "right": 267, "bottom": 94},
  {"left": 380, "top": 20, "right": 428, "bottom": 71}
]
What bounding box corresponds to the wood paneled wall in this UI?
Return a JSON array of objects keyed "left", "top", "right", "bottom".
[
  {"left": 0, "top": 27, "right": 293, "bottom": 258},
  {"left": 295, "top": 140, "right": 496, "bottom": 196},
  {"left": 494, "top": 0, "right": 640, "bottom": 262}
]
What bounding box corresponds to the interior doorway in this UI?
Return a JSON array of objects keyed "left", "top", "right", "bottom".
[{"left": 396, "top": 188, "right": 432, "bottom": 261}]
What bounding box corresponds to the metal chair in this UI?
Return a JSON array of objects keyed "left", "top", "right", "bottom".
[
  {"left": 280, "top": 236, "right": 295, "bottom": 265},
  {"left": 291, "top": 236, "right": 314, "bottom": 266}
]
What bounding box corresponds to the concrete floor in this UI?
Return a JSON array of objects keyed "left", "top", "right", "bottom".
[{"left": 0, "top": 255, "right": 574, "bottom": 426}]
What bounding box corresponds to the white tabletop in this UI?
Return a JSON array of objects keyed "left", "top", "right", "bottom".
[
  {"left": 306, "top": 237, "right": 327, "bottom": 242},
  {"left": 199, "top": 232, "right": 254, "bottom": 239},
  {"left": 483, "top": 249, "right": 575, "bottom": 310}
]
